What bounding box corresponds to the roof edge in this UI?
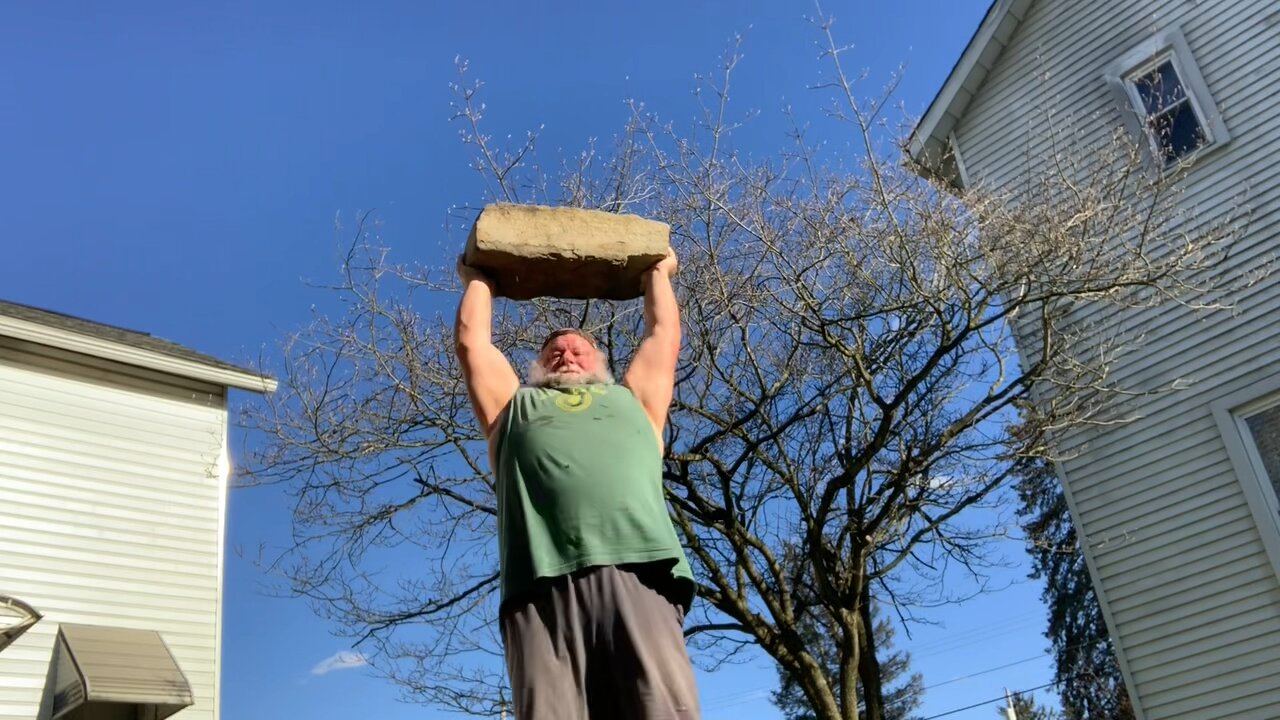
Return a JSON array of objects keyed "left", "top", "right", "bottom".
[
  {"left": 0, "top": 313, "right": 277, "bottom": 393},
  {"left": 907, "top": 0, "right": 1034, "bottom": 185}
]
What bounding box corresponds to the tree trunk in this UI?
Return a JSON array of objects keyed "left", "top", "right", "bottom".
[
  {"left": 856, "top": 585, "right": 886, "bottom": 720},
  {"left": 838, "top": 620, "right": 861, "bottom": 720},
  {"left": 796, "top": 649, "right": 845, "bottom": 720}
]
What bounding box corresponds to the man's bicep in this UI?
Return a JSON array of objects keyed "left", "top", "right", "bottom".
[
  {"left": 460, "top": 345, "right": 520, "bottom": 436},
  {"left": 624, "top": 339, "right": 678, "bottom": 435}
]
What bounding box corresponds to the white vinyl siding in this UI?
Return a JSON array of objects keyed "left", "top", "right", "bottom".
[
  {"left": 948, "top": 0, "right": 1280, "bottom": 717},
  {"left": 0, "top": 336, "right": 228, "bottom": 720}
]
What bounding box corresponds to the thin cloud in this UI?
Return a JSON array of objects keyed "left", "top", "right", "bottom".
[{"left": 310, "top": 650, "right": 368, "bottom": 676}]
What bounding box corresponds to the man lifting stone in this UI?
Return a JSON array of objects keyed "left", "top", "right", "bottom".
[{"left": 455, "top": 220, "right": 699, "bottom": 719}]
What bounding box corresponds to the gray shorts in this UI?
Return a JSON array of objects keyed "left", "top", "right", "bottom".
[{"left": 500, "top": 563, "right": 700, "bottom": 720}]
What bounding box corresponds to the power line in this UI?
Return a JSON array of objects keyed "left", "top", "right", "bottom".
[
  {"left": 907, "top": 614, "right": 1043, "bottom": 659},
  {"left": 702, "top": 688, "right": 772, "bottom": 712},
  {"left": 702, "top": 648, "right": 1057, "bottom": 714},
  {"left": 708, "top": 677, "right": 1059, "bottom": 720},
  {"left": 919, "top": 682, "right": 1056, "bottom": 720},
  {"left": 701, "top": 632, "right": 1072, "bottom": 718},
  {"left": 705, "top": 654, "right": 1058, "bottom": 717},
  {"left": 924, "top": 651, "right": 1054, "bottom": 690},
  {"left": 879, "top": 651, "right": 1056, "bottom": 714}
]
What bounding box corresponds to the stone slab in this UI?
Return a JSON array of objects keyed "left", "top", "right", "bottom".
[{"left": 463, "top": 203, "right": 670, "bottom": 300}]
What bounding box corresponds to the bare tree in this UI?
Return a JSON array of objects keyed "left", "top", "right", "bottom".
[{"left": 242, "top": 20, "right": 1243, "bottom": 720}]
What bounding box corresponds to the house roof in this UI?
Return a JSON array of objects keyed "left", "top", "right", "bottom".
[
  {"left": 0, "top": 299, "right": 276, "bottom": 393},
  {"left": 906, "top": 0, "right": 1035, "bottom": 188}
]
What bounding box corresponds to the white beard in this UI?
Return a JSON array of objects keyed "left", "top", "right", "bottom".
[{"left": 528, "top": 362, "right": 615, "bottom": 388}]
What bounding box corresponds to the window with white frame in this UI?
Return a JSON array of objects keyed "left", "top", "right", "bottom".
[
  {"left": 1125, "top": 56, "right": 1209, "bottom": 164},
  {"left": 1216, "top": 383, "right": 1280, "bottom": 572},
  {"left": 1106, "top": 28, "right": 1229, "bottom": 169}
]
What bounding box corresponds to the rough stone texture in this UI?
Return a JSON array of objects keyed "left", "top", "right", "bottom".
[{"left": 464, "top": 203, "right": 670, "bottom": 300}]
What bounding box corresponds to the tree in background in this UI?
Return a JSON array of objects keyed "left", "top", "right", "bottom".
[
  {"left": 244, "top": 16, "right": 1242, "bottom": 720},
  {"left": 772, "top": 595, "right": 923, "bottom": 720},
  {"left": 1016, "top": 454, "right": 1136, "bottom": 719}
]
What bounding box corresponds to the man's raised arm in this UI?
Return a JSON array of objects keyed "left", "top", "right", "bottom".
[
  {"left": 623, "top": 249, "right": 680, "bottom": 450},
  {"left": 455, "top": 260, "right": 520, "bottom": 439}
]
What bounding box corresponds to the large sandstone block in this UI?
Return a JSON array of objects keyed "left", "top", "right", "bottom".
[{"left": 463, "top": 203, "right": 669, "bottom": 300}]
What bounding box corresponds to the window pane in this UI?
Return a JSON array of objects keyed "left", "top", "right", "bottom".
[
  {"left": 1149, "top": 101, "right": 1206, "bottom": 163},
  {"left": 1133, "top": 60, "right": 1187, "bottom": 114},
  {"left": 1244, "top": 404, "right": 1280, "bottom": 505}
]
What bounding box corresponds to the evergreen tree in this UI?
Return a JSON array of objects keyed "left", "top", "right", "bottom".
[
  {"left": 995, "top": 691, "right": 1061, "bottom": 720},
  {"left": 1016, "top": 453, "right": 1135, "bottom": 719}
]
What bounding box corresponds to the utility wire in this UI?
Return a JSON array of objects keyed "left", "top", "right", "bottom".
[
  {"left": 907, "top": 615, "right": 1043, "bottom": 659},
  {"left": 879, "top": 651, "right": 1057, "bottom": 713},
  {"left": 703, "top": 649, "right": 1058, "bottom": 714},
  {"left": 921, "top": 651, "right": 1055, "bottom": 691},
  {"left": 699, "top": 684, "right": 771, "bottom": 709},
  {"left": 703, "top": 634, "right": 1075, "bottom": 718},
  {"left": 919, "top": 681, "right": 1056, "bottom": 719},
  {"left": 705, "top": 653, "right": 1059, "bottom": 716}
]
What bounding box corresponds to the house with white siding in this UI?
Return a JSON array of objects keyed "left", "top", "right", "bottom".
[
  {"left": 0, "top": 300, "right": 275, "bottom": 720},
  {"left": 909, "top": 1, "right": 1280, "bottom": 718}
]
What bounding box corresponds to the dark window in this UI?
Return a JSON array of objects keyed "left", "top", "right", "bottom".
[
  {"left": 1130, "top": 59, "right": 1208, "bottom": 164},
  {"left": 1245, "top": 404, "right": 1280, "bottom": 508}
]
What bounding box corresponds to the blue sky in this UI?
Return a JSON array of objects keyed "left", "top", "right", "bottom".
[{"left": 1, "top": 1, "right": 1061, "bottom": 718}]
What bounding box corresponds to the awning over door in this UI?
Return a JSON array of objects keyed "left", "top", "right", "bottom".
[{"left": 52, "top": 624, "right": 194, "bottom": 720}]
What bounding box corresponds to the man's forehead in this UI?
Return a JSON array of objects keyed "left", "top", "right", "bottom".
[{"left": 540, "top": 328, "right": 597, "bottom": 351}]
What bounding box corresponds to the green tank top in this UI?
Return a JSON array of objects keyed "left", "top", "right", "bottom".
[{"left": 494, "top": 384, "right": 693, "bottom": 605}]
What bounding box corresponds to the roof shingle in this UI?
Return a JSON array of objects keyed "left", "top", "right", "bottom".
[{"left": 0, "top": 299, "right": 266, "bottom": 380}]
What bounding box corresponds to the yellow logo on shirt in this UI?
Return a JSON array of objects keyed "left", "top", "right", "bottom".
[{"left": 554, "top": 385, "right": 608, "bottom": 412}]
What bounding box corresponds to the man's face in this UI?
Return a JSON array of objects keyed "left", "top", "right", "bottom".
[{"left": 538, "top": 333, "right": 600, "bottom": 380}]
